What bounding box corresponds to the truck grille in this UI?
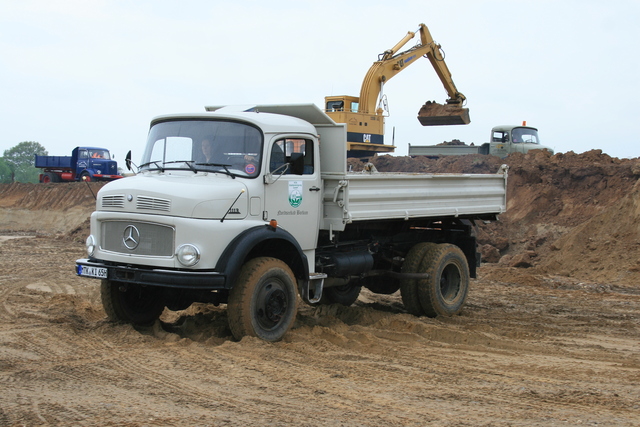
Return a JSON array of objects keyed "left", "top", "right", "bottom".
[
  {"left": 102, "top": 195, "right": 125, "bottom": 208},
  {"left": 136, "top": 196, "right": 171, "bottom": 212},
  {"left": 100, "top": 221, "right": 174, "bottom": 257}
]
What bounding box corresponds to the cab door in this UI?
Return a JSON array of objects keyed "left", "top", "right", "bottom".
[{"left": 263, "top": 137, "right": 322, "bottom": 251}]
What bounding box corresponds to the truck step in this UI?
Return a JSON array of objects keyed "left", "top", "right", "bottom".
[{"left": 302, "top": 273, "right": 327, "bottom": 305}]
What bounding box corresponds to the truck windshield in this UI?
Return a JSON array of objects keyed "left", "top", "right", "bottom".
[
  {"left": 511, "top": 128, "right": 540, "bottom": 144},
  {"left": 89, "top": 149, "right": 110, "bottom": 159},
  {"left": 141, "top": 120, "right": 263, "bottom": 178}
]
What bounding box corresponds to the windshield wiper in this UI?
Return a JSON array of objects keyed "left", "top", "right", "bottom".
[
  {"left": 195, "top": 162, "right": 237, "bottom": 179},
  {"left": 138, "top": 160, "right": 163, "bottom": 171},
  {"left": 163, "top": 160, "right": 198, "bottom": 173}
]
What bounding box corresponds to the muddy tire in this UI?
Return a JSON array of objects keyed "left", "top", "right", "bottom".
[
  {"left": 400, "top": 242, "right": 437, "bottom": 316},
  {"left": 417, "top": 244, "right": 470, "bottom": 317},
  {"left": 227, "top": 257, "right": 298, "bottom": 342},
  {"left": 100, "top": 280, "right": 165, "bottom": 326}
]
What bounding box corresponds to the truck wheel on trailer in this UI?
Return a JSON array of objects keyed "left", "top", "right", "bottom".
[
  {"left": 41, "top": 172, "right": 59, "bottom": 183},
  {"left": 400, "top": 242, "right": 437, "bottom": 316},
  {"left": 417, "top": 244, "right": 470, "bottom": 317},
  {"left": 227, "top": 257, "right": 298, "bottom": 342},
  {"left": 100, "top": 279, "right": 165, "bottom": 325}
]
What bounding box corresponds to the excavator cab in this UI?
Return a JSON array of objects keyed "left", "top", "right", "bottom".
[{"left": 325, "top": 95, "right": 390, "bottom": 156}]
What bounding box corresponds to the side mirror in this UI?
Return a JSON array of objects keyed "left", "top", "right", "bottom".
[
  {"left": 289, "top": 152, "right": 304, "bottom": 175},
  {"left": 125, "top": 150, "right": 132, "bottom": 171}
]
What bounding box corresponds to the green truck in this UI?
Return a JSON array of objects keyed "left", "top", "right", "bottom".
[{"left": 408, "top": 124, "right": 553, "bottom": 158}]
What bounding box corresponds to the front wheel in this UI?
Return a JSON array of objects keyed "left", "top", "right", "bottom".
[
  {"left": 227, "top": 257, "right": 298, "bottom": 342},
  {"left": 100, "top": 280, "right": 165, "bottom": 325},
  {"left": 81, "top": 171, "right": 92, "bottom": 182}
]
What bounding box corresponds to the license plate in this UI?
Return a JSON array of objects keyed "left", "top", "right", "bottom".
[{"left": 78, "top": 265, "right": 108, "bottom": 279}]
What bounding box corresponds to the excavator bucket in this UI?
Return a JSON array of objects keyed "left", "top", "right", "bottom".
[{"left": 417, "top": 101, "right": 470, "bottom": 126}]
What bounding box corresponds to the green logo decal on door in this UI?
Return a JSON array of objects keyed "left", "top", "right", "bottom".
[{"left": 288, "top": 181, "right": 303, "bottom": 208}]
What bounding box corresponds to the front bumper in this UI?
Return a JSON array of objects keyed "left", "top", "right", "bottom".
[{"left": 75, "top": 258, "right": 227, "bottom": 289}]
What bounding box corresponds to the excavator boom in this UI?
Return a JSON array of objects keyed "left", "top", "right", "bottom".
[
  {"left": 325, "top": 22, "right": 469, "bottom": 156},
  {"left": 359, "top": 24, "right": 468, "bottom": 121}
]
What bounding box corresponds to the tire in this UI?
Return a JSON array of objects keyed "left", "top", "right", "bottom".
[
  {"left": 323, "top": 282, "right": 362, "bottom": 306},
  {"left": 100, "top": 280, "right": 165, "bottom": 325},
  {"left": 81, "top": 171, "right": 92, "bottom": 182},
  {"left": 400, "top": 242, "right": 437, "bottom": 316},
  {"left": 417, "top": 244, "right": 470, "bottom": 317},
  {"left": 227, "top": 257, "right": 298, "bottom": 342},
  {"left": 42, "top": 172, "right": 58, "bottom": 183}
]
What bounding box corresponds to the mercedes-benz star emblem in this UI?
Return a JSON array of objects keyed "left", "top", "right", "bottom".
[{"left": 123, "top": 225, "right": 140, "bottom": 250}]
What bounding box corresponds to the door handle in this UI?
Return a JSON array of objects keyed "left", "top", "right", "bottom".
[{"left": 309, "top": 186, "right": 321, "bottom": 192}]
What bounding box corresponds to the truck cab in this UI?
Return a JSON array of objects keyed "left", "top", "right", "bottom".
[
  {"left": 72, "top": 147, "right": 120, "bottom": 181},
  {"left": 488, "top": 125, "right": 553, "bottom": 158}
]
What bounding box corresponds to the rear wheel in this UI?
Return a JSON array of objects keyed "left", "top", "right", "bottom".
[
  {"left": 100, "top": 280, "right": 165, "bottom": 325},
  {"left": 41, "top": 172, "right": 58, "bottom": 183},
  {"left": 227, "top": 257, "right": 298, "bottom": 342},
  {"left": 417, "top": 244, "right": 470, "bottom": 317},
  {"left": 400, "top": 242, "right": 437, "bottom": 316}
]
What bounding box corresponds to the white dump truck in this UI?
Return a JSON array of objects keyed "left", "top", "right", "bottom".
[{"left": 76, "top": 104, "right": 507, "bottom": 341}]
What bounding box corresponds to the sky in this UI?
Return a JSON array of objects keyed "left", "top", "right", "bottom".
[{"left": 1, "top": 0, "right": 639, "bottom": 164}]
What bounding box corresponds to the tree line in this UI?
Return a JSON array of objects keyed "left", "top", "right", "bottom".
[{"left": 0, "top": 141, "right": 48, "bottom": 183}]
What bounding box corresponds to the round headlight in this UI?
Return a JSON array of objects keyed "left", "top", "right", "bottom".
[
  {"left": 86, "top": 235, "right": 96, "bottom": 257},
  {"left": 176, "top": 244, "right": 200, "bottom": 267}
]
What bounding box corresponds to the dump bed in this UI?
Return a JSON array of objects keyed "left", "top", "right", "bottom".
[
  {"left": 34, "top": 155, "right": 73, "bottom": 169},
  {"left": 321, "top": 167, "right": 507, "bottom": 231},
  {"left": 408, "top": 143, "right": 488, "bottom": 156}
]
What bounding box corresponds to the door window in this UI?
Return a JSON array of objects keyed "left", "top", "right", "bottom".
[{"left": 269, "top": 138, "right": 314, "bottom": 175}]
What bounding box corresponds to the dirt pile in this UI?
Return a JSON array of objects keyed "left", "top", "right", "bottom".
[
  {"left": 539, "top": 178, "right": 640, "bottom": 284},
  {"left": 0, "top": 182, "right": 103, "bottom": 237}
]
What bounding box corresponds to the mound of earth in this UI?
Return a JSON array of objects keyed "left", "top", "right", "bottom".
[
  {"left": 539, "top": 178, "right": 640, "bottom": 284},
  {"left": 0, "top": 182, "right": 103, "bottom": 238}
]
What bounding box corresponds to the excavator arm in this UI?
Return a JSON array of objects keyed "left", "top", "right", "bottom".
[
  {"left": 324, "top": 22, "right": 469, "bottom": 157},
  {"left": 359, "top": 23, "right": 467, "bottom": 117}
]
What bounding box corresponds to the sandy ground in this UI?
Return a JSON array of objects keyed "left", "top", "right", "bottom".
[
  {"left": 1, "top": 150, "right": 640, "bottom": 427},
  {"left": 1, "top": 235, "right": 638, "bottom": 426}
]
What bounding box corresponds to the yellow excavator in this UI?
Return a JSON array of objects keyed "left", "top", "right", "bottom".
[{"left": 325, "top": 23, "right": 470, "bottom": 157}]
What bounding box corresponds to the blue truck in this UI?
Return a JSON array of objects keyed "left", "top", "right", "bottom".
[{"left": 35, "top": 146, "right": 123, "bottom": 183}]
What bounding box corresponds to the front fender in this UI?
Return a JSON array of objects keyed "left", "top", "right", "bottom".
[{"left": 216, "top": 224, "right": 309, "bottom": 289}]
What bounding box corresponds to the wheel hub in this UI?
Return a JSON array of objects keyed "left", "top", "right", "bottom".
[{"left": 264, "top": 288, "right": 287, "bottom": 322}]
